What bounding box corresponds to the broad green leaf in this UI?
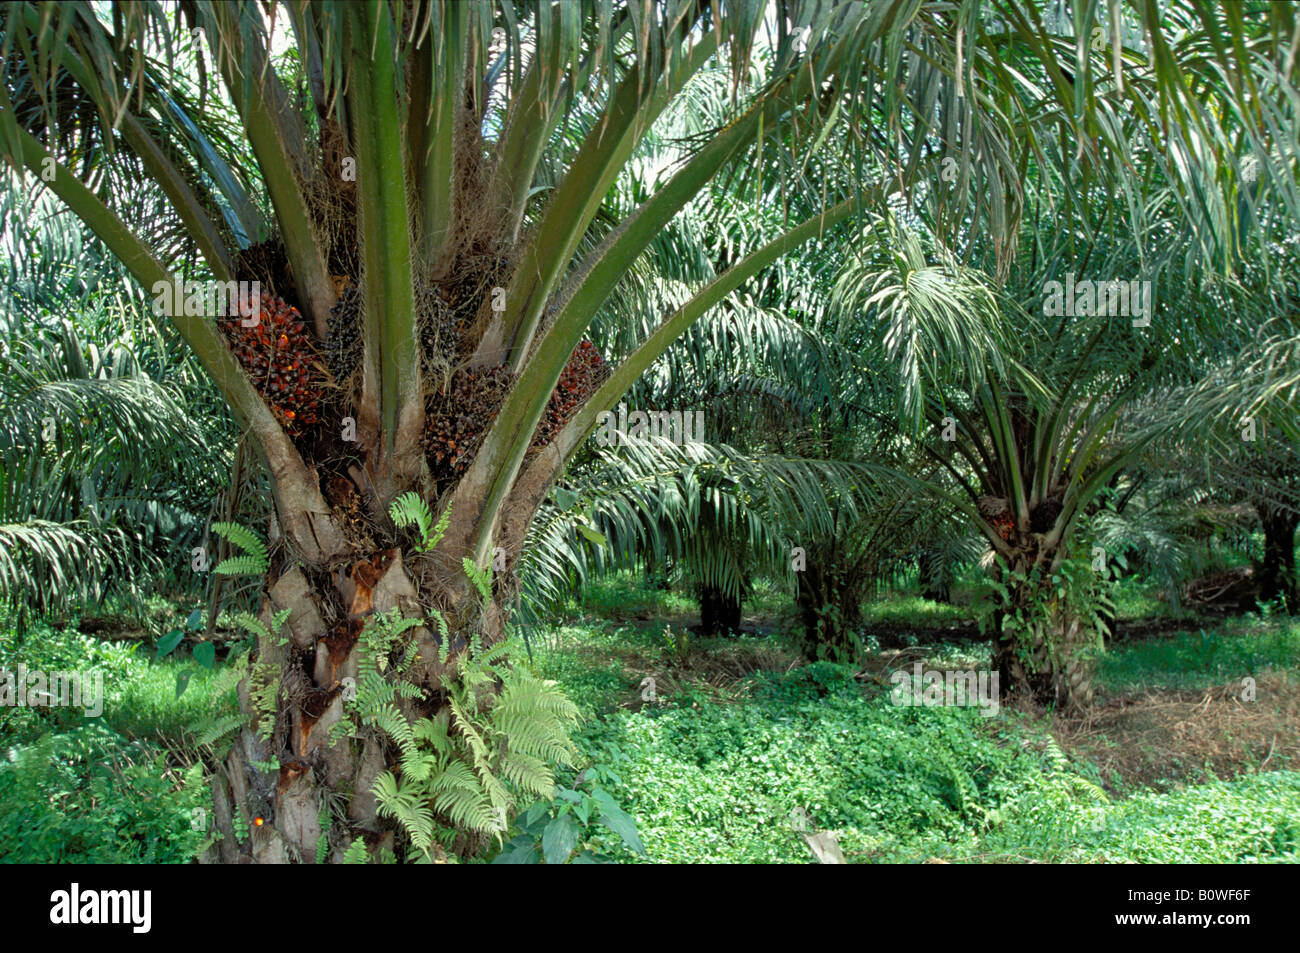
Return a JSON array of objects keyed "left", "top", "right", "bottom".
[
  {"left": 542, "top": 813, "right": 580, "bottom": 865},
  {"left": 594, "top": 790, "right": 645, "bottom": 856},
  {"left": 523, "top": 799, "right": 552, "bottom": 826},
  {"left": 193, "top": 642, "right": 216, "bottom": 669},
  {"left": 492, "top": 836, "right": 540, "bottom": 864},
  {"left": 156, "top": 629, "right": 184, "bottom": 659}
]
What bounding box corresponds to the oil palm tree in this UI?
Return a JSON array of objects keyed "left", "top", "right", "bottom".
[
  {"left": 2, "top": 0, "right": 1292, "bottom": 860},
  {"left": 0, "top": 320, "right": 231, "bottom": 611},
  {"left": 834, "top": 187, "right": 1299, "bottom": 709},
  {"left": 0, "top": 186, "right": 231, "bottom": 619}
]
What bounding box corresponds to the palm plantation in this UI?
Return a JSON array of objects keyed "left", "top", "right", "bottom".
[{"left": 1, "top": 0, "right": 1298, "bottom": 866}]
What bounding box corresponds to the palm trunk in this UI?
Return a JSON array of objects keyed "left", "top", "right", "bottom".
[
  {"left": 698, "top": 583, "right": 742, "bottom": 635},
  {"left": 1257, "top": 502, "right": 1298, "bottom": 613},
  {"left": 991, "top": 544, "right": 1096, "bottom": 711},
  {"left": 203, "top": 466, "right": 529, "bottom": 864},
  {"left": 795, "top": 560, "right": 863, "bottom": 662},
  {"left": 992, "top": 607, "right": 1094, "bottom": 711}
]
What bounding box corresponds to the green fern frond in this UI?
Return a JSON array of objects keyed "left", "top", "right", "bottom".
[
  {"left": 472, "top": 639, "right": 511, "bottom": 671},
  {"left": 389, "top": 492, "right": 450, "bottom": 553},
  {"left": 193, "top": 714, "right": 245, "bottom": 749},
  {"left": 211, "top": 522, "right": 269, "bottom": 575},
  {"left": 341, "top": 629, "right": 580, "bottom": 856},
  {"left": 315, "top": 804, "right": 333, "bottom": 864},
  {"left": 471, "top": 757, "right": 512, "bottom": 815},
  {"left": 341, "top": 837, "right": 368, "bottom": 864},
  {"left": 400, "top": 751, "right": 445, "bottom": 783},
  {"left": 431, "top": 610, "right": 450, "bottom": 641},
  {"left": 462, "top": 557, "right": 492, "bottom": 601},
  {"left": 213, "top": 554, "right": 267, "bottom": 577},
  {"left": 363, "top": 702, "right": 417, "bottom": 760},
  {"left": 232, "top": 611, "right": 270, "bottom": 642},
  {"left": 353, "top": 672, "right": 395, "bottom": 710},
  {"left": 493, "top": 673, "right": 581, "bottom": 767},
  {"left": 413, "top": 714, "right": 454, "bottom": 757},
  {"left": 448, "top": 689, "right": 491, "bottom": 762},
  {"left": 429, "top": 610, "right": 452, "bottom": 667},
  {"left": 427, "top": 761, "right": 500, "bottom": 834},
  {"left": 329, "top": 716, "right": 357, "bottom": 748},
  {"left": 248, "top": 660, "right": 279, "bottom": 742},
  {"left": 498, "top": 751, "right": 555, "bottom": 800},
  {"left": 374, "top": 771, "right": 436, "bottom": 854}
]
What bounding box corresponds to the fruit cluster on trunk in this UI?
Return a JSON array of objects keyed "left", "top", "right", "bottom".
[
  {"left": 979, "top": 495, "right": 1015, "bottom": 541},
  {"left": 422, "top": 365, "right": 516, "bottom": 478},
  {"left": 323, "top": 283, "right": 362, "bottom": 384},
  {"left": 421, "top": 342, "right": 607, "bottom": 483},
  {"left": 533, "top": 340, "right": 609, "bottom": 449},
  {"left": 220, "top": 293, "right": 328, "bottom": 435}
]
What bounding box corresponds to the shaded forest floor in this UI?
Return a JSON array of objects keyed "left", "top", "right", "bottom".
[
  {"left": 1, "top": 573, "right": 1297, "bottom": 863},
  {"left": 517, "top": 573, "right": 1300, "bottom": 862}
]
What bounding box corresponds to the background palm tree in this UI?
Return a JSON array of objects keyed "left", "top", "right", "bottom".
[{"left": 0, "top": 186, "right": 232, "bottom": 621}]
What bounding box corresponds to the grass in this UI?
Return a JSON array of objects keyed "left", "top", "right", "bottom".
[
  {"left": 0, "top": 619, "right": 241, "bottom": 749},
  {"left": 1097, "top": 616, "right": 1300, "bottom": 692},
  {"left": 859, "top": 592, "right": 973, "bottom": 627},
  {"left": 2, "top": 569, "right": 1298, "bottom": 864},
  {"left": 561, "top": 571, "right": 698, "bottom": 622},
  {"left": 525, "top": 576, "right": 1300, "bottom": 863}
]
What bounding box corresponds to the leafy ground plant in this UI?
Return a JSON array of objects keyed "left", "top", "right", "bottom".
[{"left": 491, "top": 759, "right": 647, "bottom": 864}]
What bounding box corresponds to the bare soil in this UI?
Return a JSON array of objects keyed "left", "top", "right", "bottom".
[{"left": 1052, "top": 671, "right": 1300, "bottom": 792}]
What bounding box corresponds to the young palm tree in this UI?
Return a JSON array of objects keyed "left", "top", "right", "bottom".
[
  {"left": 2, "top": 0, "right": 1291, "bottom": 860},
  {"left": 835, "top": 194, "right": 1299, "bottom": 709}
]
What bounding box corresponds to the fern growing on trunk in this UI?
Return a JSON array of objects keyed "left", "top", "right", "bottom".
[{"left": 342, "top": 607, "right": 579, "bottom": 861}]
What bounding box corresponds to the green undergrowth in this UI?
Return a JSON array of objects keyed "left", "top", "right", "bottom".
[
  {"left": 3, "top": 581, "right": 1297, "bottom": 864},
  {"left": 0, "top": 723, "right": 207, "bottom": 863},
  {"left": 533, "top": 610, "right": 1300, "bottom": 864},
  {"left": 1097, "top": 617, "right": 1300, "bottom": 692}
]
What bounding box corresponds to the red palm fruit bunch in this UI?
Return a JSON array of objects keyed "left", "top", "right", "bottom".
[
  {"left": 990, "top": 513, "right": 1016, "bottom": 541},
  {"left": 532, "top": 340, "right": 609, "bottom": 450},
  {"left": 978, "top": 495, "right": 1017, "bottom": 542},
  {"left": 219, "top": 292, "right": 326, "bottom": 436},
  {"left": 422, "top": 365, "right": 515, "bottom": 479}
]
